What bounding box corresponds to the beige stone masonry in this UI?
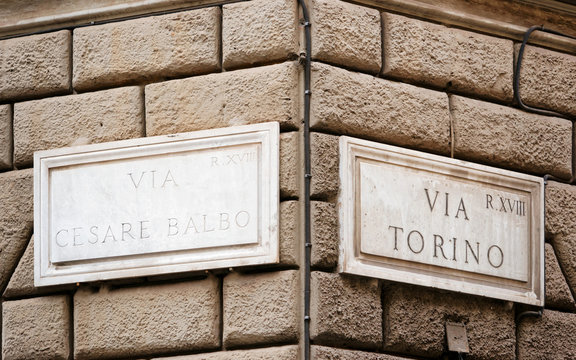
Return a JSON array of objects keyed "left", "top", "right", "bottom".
[
  {"left": 153, "top": 345, "right": 298, "bottom": 360},
  {"left": 0, "top": 104, "right": 12, "bottom": 170},
  {"left": 2, "top": 295, "right": 70, "bottom": 360},
  {"left": 383, "top": 284, "right": 515, "bottom": 359},
  {"left": 451, "top": 95, "right": 572, "bottom": 179},
  {"left": 0, "top": 169, "right": 33, "bottom": 291},
  {"left": 550, "top": 234, "right": 576, "bottom": 296},
  {"left": 223, "top": 270, "right": 299, "bottom": 348},
  {"left": 382, "top": 13, "right": 513, "bottom": 102},
  {"left": 73, "top": 8, "right": 220, "bottom": 91},
  {"left": 280, "top": 131, "right": 300, "bottom": 199},
  {"left": 310, "top": 0, "right": 382, "bottom": 74},
  {"left": 518, "top": 310, "right": 576, "bottom": 360},
  {"left": 280, "top": 201, "right": 299, "bottom": 266},
  {"left": 146, "top": 62, "right": 299, "bottom": 135},
  {"left": 311, "top": 132, "right": 339, "bottom": 200},
  {"left": 222, "top": 0, "right": 298, "bottom": 70},
  {"left": 14, "top": 86, "right": 144, "bottom": 167},
  {"left": 311, "top": 201, "right": 338, "bottom": 269},
  {"left": 3, "top": 236, "right": 73, "bottom": 298},
  {"left": 544, "top": 243, "right": 576, "bottom": 311},
  {"left": 517, "top": 44, "right": 576, "bottom": 117},
  {"left": 545, "top": 181, "right": 576, "bottom": 237},
  {"left": 310, "top": 272, "right": 382, "bottom": 350},
  {"left": 312, "top": 346, "right": 412, "bottom": 360},
  {"left": 4, "top": 235, "right": 35, "bottom": 298},
  {"left": 74, "top": 278, "right": 220, "bottom": 359},
  {"left": 311, "top": 62, "right": 451, "bottom": 155},
  {"left": 544, "top": 182, "right": 576, "bottom": 295},
  {"left": 0, "top": 30, "right": 70, "bottom": 101}
]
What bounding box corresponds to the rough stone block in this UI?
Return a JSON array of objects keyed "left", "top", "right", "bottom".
[
  {"left": 222, "top": 0, "right": 297, "bottom": 69},
  {"left": 74, "top": 278, "right": 220, "bottom": 359},
  {"left": 550, "top": 234, "right": 576, "bottom": 297},
  {"left": 311, "top": 201, "right": 338, "bottom": 269},
  {"left": 0, "top": 30, "right": 70, "bottom": 101},
  {"left": 153, "top": 345, "right": 298, "bottom": 360},
  {"left": 545, "top": 181, "right": 576, "bottom": 237},
  {"left": 2, "top": 295, "right": 70, "bottom": 360},
  {"left": 3, "top": 235, "right": 73, "bottom": 298},
  {"left": 0, "top": 169, "right": 33, "bottom": 291},
  {"left": 0, "top": 104, "right": 12, "bottom": 170},
  {"left": 451, "top": 95, "right": 572, "bottom": 179},
  {"left": 310, "top": 0, "right": 381, "bottom": 74},
  {"left": 517, "top": 44, "right": 576, "bottom": 117},
  {"left": 545, "top": 182, "right": 576, "bottom": 295},
  {"left": 311, "top": 132, "right": 339, "bottom": 200},
  {"left": 383, "top": 284, "right": 515, "bottom": 359},
  {"left": 518, "top": 310, "right": 576, "bottom": 359},
  {"left": 311, "top": 62, "right": 450, "bottom": 155},
  {"left": 312, "top": 346, "right": 411, "bottom": 360},
  {"left": 146, "top": 62, "right": 299, "bottom": 135},
  {"left": 311, "top": 272, "right": 382, "bottom": 350},
  {"left": 280, "top": 131, "right": 299, "bottom": 199},
  {"left": 4, "top": 235, "right": 35, "bottom": 298},
  {"left": 280, "top": 201, "right": 299, "bottom": 266},
  {"left": 14, "top": 86, "right": 144, "bottom": 167},
  {"left": 73, "top": 8, "right": 220, "bottom": 91},
  {"left": 544, "top": 243, "right": 576, "bottom": 311},
  {"left": 223, "top": 270, "right": 299, "bottom": 348},
  {"left": 383, "top": 13, "right": 513, "bottom": 102}
]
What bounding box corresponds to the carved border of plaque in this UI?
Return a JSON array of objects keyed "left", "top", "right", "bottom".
[
  {"left": 35, "top": 122, "right": 279, "bottom": 286},
  {"left": 339, "top": 137, "right": 544, "bottom": 306}
]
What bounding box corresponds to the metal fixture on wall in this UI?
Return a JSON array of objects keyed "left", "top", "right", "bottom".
[
  {"left": 296, "top": 1, "right": 312, "bottom": 359},
  {"left": 446, "top": 321, "right": 469, "bottom": 359}
]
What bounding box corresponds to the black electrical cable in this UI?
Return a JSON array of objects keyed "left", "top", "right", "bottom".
[
  {"left": 514, "top": 25, "right": 576, "bottom": 120},
  {"left": 296, "top": 0, "right": 312, "bottom": 359},
  {"left": 543, "top": 173, "right": 572, "bottom": 184},
  {"left": 516, "top": 26, "right": 576, "bottom": 185},
  {"left": 516, "top": 308, "right": 543, "bottom": 322}
]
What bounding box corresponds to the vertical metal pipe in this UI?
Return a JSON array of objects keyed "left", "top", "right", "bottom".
[{"left": 297, "top": 0, "right": 312, "bottom": 359}]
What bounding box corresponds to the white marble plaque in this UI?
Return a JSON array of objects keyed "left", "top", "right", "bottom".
[
  {"left": 339, "top": 137, "right": 544, "bottom": 306},
  {"left": 35, "top": 122, "right": 279, "bottom": 286}
]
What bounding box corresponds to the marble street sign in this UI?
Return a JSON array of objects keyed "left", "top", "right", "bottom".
[
  {"left": 35, "top": 122, "right": 279, "bottom": 286},
  {"left": 339, "top": 136, "right": 544, "bottom": 306}
]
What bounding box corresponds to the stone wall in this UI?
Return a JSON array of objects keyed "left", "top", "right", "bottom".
[{"left": 1, "top": 0, "right": 576, "bottom": 359}]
